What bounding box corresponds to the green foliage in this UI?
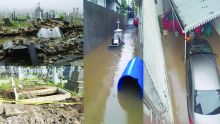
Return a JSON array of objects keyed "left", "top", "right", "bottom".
[
  {"left": 120, "top": 0, "right": 128, "bottom": 15},
  {"left": 59, "top": 15, "right": 65, "bottom": 21},
  {"left": 0, "top": 83, "right": 12, "bottom": 90}
]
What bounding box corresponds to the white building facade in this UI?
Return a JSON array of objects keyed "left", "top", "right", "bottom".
[{"left": 136, "top": 0, "right": 174, "bottom": 123}]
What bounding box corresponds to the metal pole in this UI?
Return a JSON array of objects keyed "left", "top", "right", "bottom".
[
  {"left": 172, "top": 9, "right": 175, "bottom": 35},
  {"left": 184, "top": 33, "right": 187, "bottom": 63}
]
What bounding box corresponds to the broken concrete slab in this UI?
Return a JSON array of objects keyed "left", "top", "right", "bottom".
[
  {"left": 0, "top": 79, "right": 10, "bottom": 85},
  {"left": 17, "top": 86, "right": 58, "bottom": 98},
  {"left": 4, "top": 104, "right": 28, "bottom": 116},
  {"left": 4, "top": 104, "right": 41, "bottom": 117},
  {"left": 3, "top": 41, "right": 13, "bottom": 50},
  {"left": 18, "top": 88, "right": 71, "bottom": 104}
]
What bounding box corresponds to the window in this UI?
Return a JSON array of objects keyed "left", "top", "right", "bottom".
[{"left": 194, "top": 89, "right": 220, "bottom": 115}]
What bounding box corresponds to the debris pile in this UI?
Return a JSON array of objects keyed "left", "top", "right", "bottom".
[
  {"left": 0, "top": 19, "right": 83, "bottom": 65},
  {"left": 0, "top": 19, "right": 83, "bottom": 37}
]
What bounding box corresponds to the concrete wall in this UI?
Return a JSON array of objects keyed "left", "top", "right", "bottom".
[
  {"left": 87, "top": 0, "right": 106, "bottom": 7},
  {"left": 154, "top": 0, "right": 172, "bottom": 16},
  {"left": 155, "top": 0, "right": 164, "bottom": 15},
  {"left": 84, "top": 1, "right": 125, "bottom": 54},
  {"left": 137, "top": 0, "right": 174, "bottom": 123},
  {"left": 106, "top": 1, "right": 117, "bottom": 11}
]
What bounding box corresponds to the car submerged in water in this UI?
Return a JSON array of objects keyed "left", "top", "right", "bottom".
[{"left": 186, "top": 37, "right": 220, "bottom": 124}]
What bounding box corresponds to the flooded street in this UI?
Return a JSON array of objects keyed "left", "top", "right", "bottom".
[
  {"left": 84, "top": 27, "right": 143, "bottom": 124},
  {"left": 162, "top": 33, "right": 189, "bottom": 124}
]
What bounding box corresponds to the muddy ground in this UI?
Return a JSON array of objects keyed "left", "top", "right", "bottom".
[{"left": 0, "top": 97, "right": 83, "bottom": 124}]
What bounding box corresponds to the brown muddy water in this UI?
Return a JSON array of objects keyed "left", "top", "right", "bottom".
[{"left": 84, "top": 28, "right": 143, "bottom": 124}]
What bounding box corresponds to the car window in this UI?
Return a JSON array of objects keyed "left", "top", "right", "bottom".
[
  {"left": 189, "top": 44, "right": 212, "bottom": 55},
  {"left": 194, "top": 89, "right": 220, "bottom": 115}
]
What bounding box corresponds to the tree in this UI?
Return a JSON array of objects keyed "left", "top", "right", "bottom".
[
  {"left": 120, "top": 0, "right": 128, "bottom": 15},
  {"left": 131, "top": 0, "right": 136, "bottom": 11}
]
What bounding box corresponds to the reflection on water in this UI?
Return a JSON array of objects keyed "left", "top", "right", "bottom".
[
  {"left": 84, "top": 27, "right": 143, "bottom": 124},
  {"left": 117, "top": 77, "right": 143, "bottom": 124}
]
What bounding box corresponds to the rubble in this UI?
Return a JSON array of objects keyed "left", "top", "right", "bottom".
[
  {"left": 0, "top": 19, "right": 83, "bottom": 65},
  {"left": 0, "top": 19, "right": 83, "bottom": 37},
  {"left": 0, "top": 103, "right": 4, "bottom": 115},
  {"left": 0, "top": 97, "right": 83, "bottom": 124}
]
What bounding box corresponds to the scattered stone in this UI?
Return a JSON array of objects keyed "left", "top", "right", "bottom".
[
  {"left": 4, "top": 104, "right": 28, "bottom": 116},
  {"left": 74, "top": 120, "right": 80, "bottom": 124},
  {"left": 0, "top": 103, "right": 4, "bottom": 115},
  {"left": 3, "top": 41, "right": 13, "bottom": 50}
]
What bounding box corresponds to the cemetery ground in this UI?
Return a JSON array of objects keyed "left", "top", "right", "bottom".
[
  {"left": 0, "top": 17, "right": 83, "bottom": 66},
  {"left": 0, "top": 67, "right": 83, "bottom": 124}
]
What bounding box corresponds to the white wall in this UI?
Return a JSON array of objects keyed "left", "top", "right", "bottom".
[
  {"left": 138, "top": 0, "right": 174, "bottom": 123},
  {"left": 154, "top": 0, "right": 171, "bottom": 16},
  {"left": 154, "top": 0, "right": 164, "bottom": 15}
]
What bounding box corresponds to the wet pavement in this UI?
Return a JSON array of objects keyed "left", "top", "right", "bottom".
[
  {"left": 162, "top": 32, "right": 189, "bottom": 124},
  {"left": 84, "top": 27, "right": 143, "bottom": 124}
]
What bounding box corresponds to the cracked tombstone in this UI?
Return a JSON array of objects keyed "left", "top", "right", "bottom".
[
  {"left": 52, "top": 67, "right": 59, "bottom": 84},
  {"left": 28, "top": 42, "right": 39, "bottom": 66},
  {"left": 64, "top": 66, "right": 79, "bottom": 93},
  {"left": 10, "top": 67, "right": 18, "bottom": 101}
]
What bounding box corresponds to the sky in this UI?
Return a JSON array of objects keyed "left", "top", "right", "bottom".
[{"left": 0, "top": 0, "right": 83, "bottom": 13}]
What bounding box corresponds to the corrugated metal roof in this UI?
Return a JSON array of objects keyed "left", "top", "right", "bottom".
[{"left": 169, "top": 0, "right": 220, "bottom": 33}]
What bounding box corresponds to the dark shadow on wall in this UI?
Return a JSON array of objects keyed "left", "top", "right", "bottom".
[
  {"left": 84, "top": 0, "right": 125, "bottom": 54},
  {"left": 118, "top": 76, "right": 142, "bottom": 98}
]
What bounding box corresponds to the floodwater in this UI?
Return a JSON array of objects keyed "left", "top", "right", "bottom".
[
  {"left": 162, "top": 31, "right": 220, "bottom": 124},
  {"left": 84, "top": 27, "right": 143, "bottom": 124},
  {"left": 162, "top": 33, "right": 189, "bottom": 124}
]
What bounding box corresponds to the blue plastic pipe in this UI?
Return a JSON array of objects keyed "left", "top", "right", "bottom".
[{"left": 117, "top": 56, "right": 144, "bottom": 98}]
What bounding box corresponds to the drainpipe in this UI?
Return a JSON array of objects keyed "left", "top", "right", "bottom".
[{"left": 184, "top": 33, "right": 187, "bottom": 63}]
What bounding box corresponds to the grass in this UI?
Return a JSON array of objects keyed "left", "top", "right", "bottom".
[
  {"left": 0, "top": 83, "right": 12, "bottom": 90},
  {"left": 10, "top": 20, "right": 31, "bottom": 28}
]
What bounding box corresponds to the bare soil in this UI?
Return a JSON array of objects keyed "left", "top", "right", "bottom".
[{"left": 0, "top": 97, "right": 83, "bottom": 124}]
